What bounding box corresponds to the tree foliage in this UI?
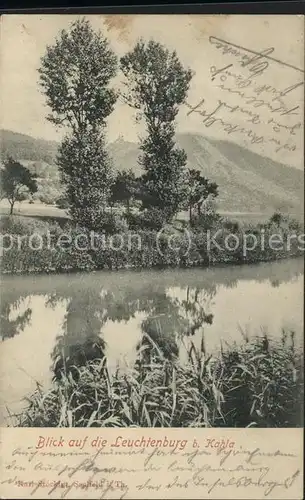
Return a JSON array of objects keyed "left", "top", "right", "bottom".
[
  {"left": 120, "top": 40, "right": 193, "bottom": 221},
  {"left": 0, "top": 157, "right": 38, "bottom": 214},
  {"left": 39, "top": 18, "right": 117, "bottom": 229},
  {"left": 185, "top": 168, "right": 218, "bottom": 223},
  {"left": 58, "top": 129, "right": 114, "bottom": 230},
  {"left": 110, "top": 169, "right": 138, "bottom": 214},
  {"left": 39, "top": 18, "right": 117, "bottom": 134}
]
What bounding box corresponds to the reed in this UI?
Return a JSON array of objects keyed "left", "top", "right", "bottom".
[{"left": 13, "top": 330, "right": 303, "bottom": 428}]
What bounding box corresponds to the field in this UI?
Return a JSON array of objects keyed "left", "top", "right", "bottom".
[
  {"left": 0, "top": 200, "right": 69, "bottom": 220},
  {"left": 0, "top": 200, "right": 285, "bottom": 225}
]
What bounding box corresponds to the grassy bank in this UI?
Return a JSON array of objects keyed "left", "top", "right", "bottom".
[
  {"left": 12, "top": 330, "right": 303, "bottom": 428},
  {"left": 1, "top": 213, "right": 303, "bottom": 275}
]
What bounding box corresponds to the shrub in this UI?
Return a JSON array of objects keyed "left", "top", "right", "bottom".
[
  {"left": 55, "top": 196, "right": 70, "bottom": 210},
  {"left": 0, "top": 215, "right": 50, "bottom": 235},
  {"left": 222, "top": 218, "right": 240, "bottom": 233},
  {"left": 127, "top": 208, "right": 168, "bottom": 231},
  {"left": 79, "top": 212, "right": 129, "bottom": 235},
  {"left": 1, "top": 214, "right": 303, "bottom": 275},
  {"left": 191, "top": 211, "right": 222, "bottom": 231}
]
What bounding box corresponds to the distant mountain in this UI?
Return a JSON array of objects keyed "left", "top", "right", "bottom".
[
  {"left": 1, "top": 130, "right": 61, "bottom": 204},
  {"left": 108, "top": 136, "right": 142, "bottom": 176},
  {"left": 1, "top": 129, "right": 303, "bottom": 214},
  {"left": 208, "top": 137, "right": 304, "bottom": 210},
  {"left": 1, "top": 129, "right": 58, "bottom": 164},
  {"left": 176, "top": 133, "right": 304, "bottom": 213},
  {"left": 108, "top": 133, "right": 304, "bottom": 214}
]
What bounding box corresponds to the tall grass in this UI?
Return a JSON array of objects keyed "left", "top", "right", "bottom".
[{"left": 13, "top": 330, "right": 303, "bottom": 428}]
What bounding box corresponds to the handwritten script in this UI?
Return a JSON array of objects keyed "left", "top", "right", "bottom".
[
  {"left": 0, "top": 429, "right": 303, "bottom": 499},
  {"left": 185, "top": 35, "right": 304, "bottom": 164}
]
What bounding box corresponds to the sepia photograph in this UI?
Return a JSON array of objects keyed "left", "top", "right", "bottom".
[{"left": 0, "top": 14, "right": 304, "bottom": 432}]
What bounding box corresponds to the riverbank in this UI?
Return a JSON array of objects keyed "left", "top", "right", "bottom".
[
  {"left": 11, "top": 330, "right": 303, "bottom": 428},
  {"left": 1, "top": 214, "right": 303, "bottom": 275}
]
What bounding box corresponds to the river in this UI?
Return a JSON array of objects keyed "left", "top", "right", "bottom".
[{"left": 0, "top": 257, "right": 303, "bottom": 426}]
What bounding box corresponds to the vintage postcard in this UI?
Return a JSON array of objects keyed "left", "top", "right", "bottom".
[{"left": 0, "top": 13, "right": 304, "bottom": 499}]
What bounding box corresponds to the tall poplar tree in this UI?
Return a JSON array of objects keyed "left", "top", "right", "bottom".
[
  {"left": 39, "top": 18, "right": 117, "bottom": 230},
  {"left": 120, "top": 40, "right": 193, "bottom": 222}
]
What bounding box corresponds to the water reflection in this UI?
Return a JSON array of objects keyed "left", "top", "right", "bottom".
[
  {"left": 1, "top": 296, "right": 32, "bottom": 340},
  {"left": 46, "top": 285, "right": 215, "bottom": 378},
  {"left": 51, "top": 291, "right": 106, "bottom": 381},
  {"left": 0, "top": 258, "right": 303, "bottom": 418},
  {"left": 134, "top": 289, "right": 214, "bottom": 374}
]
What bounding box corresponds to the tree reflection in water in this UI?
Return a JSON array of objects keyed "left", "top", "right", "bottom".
[
  {"left": 136, "top": 285, "right": 215, "bottom": 366},
  {"left": 0, "top": 295, "right": 32, "bottom": 341},
  {"left": 45, "top": 283, "right": 216, "bottom": 380},
  {"left": 50, "top": 291, "right": 106, "bottom": 381},
  {"left": 1, "top": 258, "right": 302, "bottom": 384}
]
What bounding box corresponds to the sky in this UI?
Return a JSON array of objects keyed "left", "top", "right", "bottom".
[{"left": 1, "top": 14, "right": 304, "bottom": 168}]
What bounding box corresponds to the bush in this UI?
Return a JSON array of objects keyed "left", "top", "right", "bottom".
[
  {"left": 222, "top": 218, "right": 240, "bottom": 233},
  {"left": 191, "top": 211, "right": 222, "bottom": 232},
  {"left": 55, "top": 196, "right": 70, "bottom": 210},
  {"left": 0, "top": 215, "right": 50, "bottom": 235},
  {"left": 127, "top": 208, "right": 168, "bottom": 231},
  {"left": 268, "top": 212, "right": 303, "bottom": 232},
  {"left": 1, "top": 214, "right": 303, "bottom": 275},
  {"left": 88, "top": 212, "right": 129, "bottom": 235}
]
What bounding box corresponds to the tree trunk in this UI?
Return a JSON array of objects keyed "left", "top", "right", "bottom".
[
  {"left": 189, "top": 205, "right": 192, "bottom": 224},
  {"left": 9, "top": 201, "right": 14, "bottom": 215},
  {"left": 126, "top": 198, "right": 130, "bottom": 216}
]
